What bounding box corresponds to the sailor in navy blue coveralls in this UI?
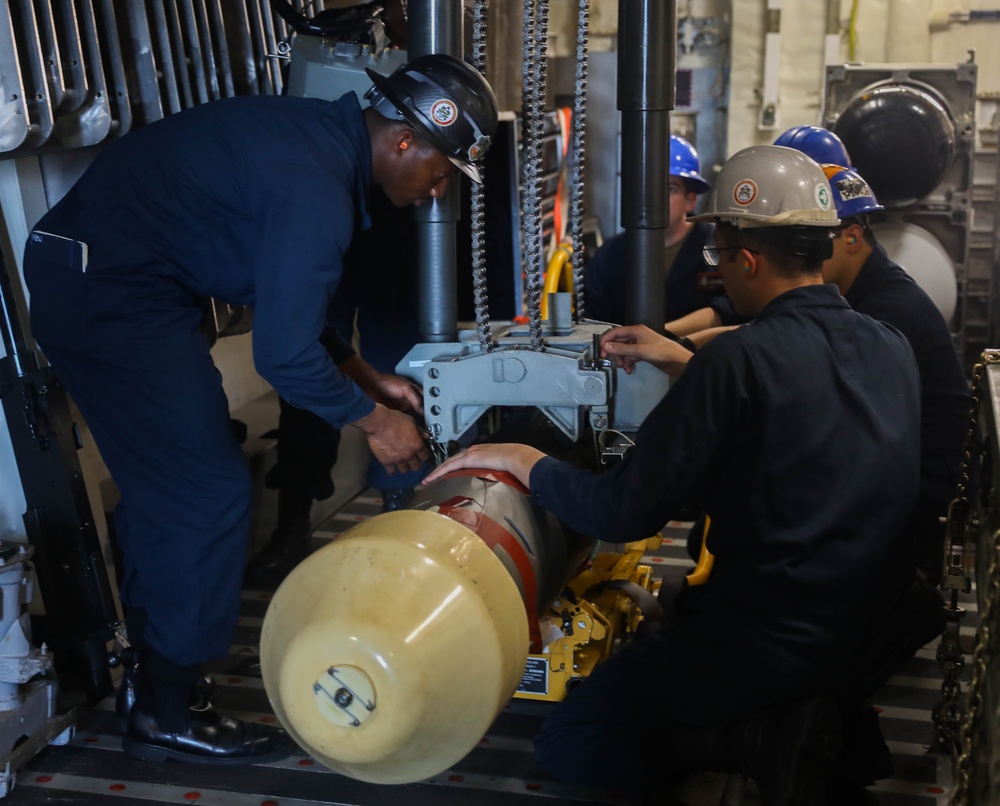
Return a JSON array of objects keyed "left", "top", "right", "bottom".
[
  {"left": 19, "top": 74, "right": 476, "bottom": 760},
  {"left": 423, "top": 145, "right": 923, "bottom": 798},
  {"left": 25, "top": 92, "right": 381, "bottom": 669},
  {"left": 425, "top": 282, "right": 921, "bottom": 795},
  {"left": 427, "top": 278, "right": 921, "bottom": 792},
  {"left": 710, "top": 243, "right": 968, "bottom": 583}
]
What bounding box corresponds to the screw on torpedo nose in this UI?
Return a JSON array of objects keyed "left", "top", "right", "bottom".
[{"left": 334, "top": 688, "right": 353, "bottom": 708}]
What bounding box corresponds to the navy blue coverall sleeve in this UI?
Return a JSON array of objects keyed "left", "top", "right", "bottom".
[{"left": 250, "top": 166, "right": 374, "bottom": 428}]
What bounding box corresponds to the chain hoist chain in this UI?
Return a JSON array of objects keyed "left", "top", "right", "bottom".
[
  {"left": 933, "top": 355, "right": 995, "bottom": 756},
  {"left": 947, "top": 350, "right": 1000, "bottom": 804},
  {"left": 569, "top": 0, "right": 589, "bottom": 322},
  {"left": 519, "top": 0, "right": 537, "bottom": 338},
  {"left": 934, "top": 605, "right": 968, "bottom": 757},
  {"left": 952, "top": 528, "right": 1000, "bottom": 804},
  {"left": 933, "top": 358, "right": 987, "bottom": 755},
  {"left": 520, "top": 0, "right": 547, "bottom": 351},
  {"left": 469, "top": 0, "right": 494, "bottom": 353}
]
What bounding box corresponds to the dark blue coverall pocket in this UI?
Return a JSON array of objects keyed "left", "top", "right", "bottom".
[{"left": 24, "top": 232, "right": 126, "bottom": 353}]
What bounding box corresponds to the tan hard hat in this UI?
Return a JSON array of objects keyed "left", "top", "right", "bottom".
[{"left": 691, "top": 145, "right": 840, "bottom": 228}]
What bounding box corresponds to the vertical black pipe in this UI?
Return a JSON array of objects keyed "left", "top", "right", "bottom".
[
  {"left": 411, "top": 0, "right": 462, "bottom": 343},
  {"left": 618, "top": 0, "right": 676, "bottom": 328}
]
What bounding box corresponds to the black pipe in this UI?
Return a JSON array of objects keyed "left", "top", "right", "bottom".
[
  {"left": 618, "top": 0, "right": 676, "bottom": 329},
  {"left": 412, "top": 0, "right": 462, "bottom": 343}
]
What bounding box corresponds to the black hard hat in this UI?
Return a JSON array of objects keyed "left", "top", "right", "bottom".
[{"left": 365, "top": 54, "right": 498, "bottom": 184}]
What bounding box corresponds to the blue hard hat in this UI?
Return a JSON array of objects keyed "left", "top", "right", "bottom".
[
  {"left": 773, "top": 125, "right": 854, "bottom": 170},
  {"left": 670, "top": 134, "right": 711, "bottom": 194},
  {"left": 822, "top": 164, "right": 884, "bottom": 222}
]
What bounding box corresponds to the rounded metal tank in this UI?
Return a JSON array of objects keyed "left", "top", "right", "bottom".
[{"left": 833, "top": 82, "right": 957, "bottom": 209}]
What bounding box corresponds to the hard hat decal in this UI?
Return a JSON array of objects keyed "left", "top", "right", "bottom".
[
  {"left": 430, "top": 99, "right": 459, "bottom": 127},
  {"left": 733, "top": 180, "right": 758, "bottom": 206},
  {"left": 815, "top": 183, "right": 832, "bottom": 210},
  {"left": 835, "top": 176, "right": 873, "bottom": 201}
]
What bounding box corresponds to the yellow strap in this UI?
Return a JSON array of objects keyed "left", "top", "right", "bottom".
[{"left": 685, "top": 515, "right": 715, "bottom": 586}]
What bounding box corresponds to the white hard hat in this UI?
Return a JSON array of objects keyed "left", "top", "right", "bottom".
[{"left": 691, "top": 145, "right": 840, "bottom": 228}]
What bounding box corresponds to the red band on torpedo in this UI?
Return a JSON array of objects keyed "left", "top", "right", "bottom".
[
  {"left": 437, "top": 502, "right": 542, "bottom": 650},
  {"left": 439, "top": 468, "right": 530, "bottom": 496}
]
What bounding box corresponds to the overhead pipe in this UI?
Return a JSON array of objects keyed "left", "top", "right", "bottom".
[
  {"left": 619, "top": 0, "right": 676, "bottom": 329},
  {"left": 825, "top": 0, "right": 840, "bottom": 66},
  {"left": 411, "top": 0, "right": 463, "bottom": 343},
  {"left": 759, "top": 0, "right": 781, "bottom": 130}
]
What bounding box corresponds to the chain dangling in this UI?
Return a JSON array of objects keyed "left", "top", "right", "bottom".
[
  {"left": 470, "top": 0, "right": 494, "bottom": 354},
  {"left": 569, "top": 0, "right": 590, "bottom": 322},
  {"left": 951, "top": 529, "right": 1000, "bottom": 804},
  {"left": 932, "top": 354, "right": 992, "bottom": 756},
  {"left": 945, "top": 350, "right": 1000, "bottom": 804},
  {"left": 520, "top": 0, "right": 548, "bottom": 351}
]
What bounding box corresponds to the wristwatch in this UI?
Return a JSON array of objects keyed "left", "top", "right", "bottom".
[{"left": 663, "top": 329, "right": 697, "bottom": 354}]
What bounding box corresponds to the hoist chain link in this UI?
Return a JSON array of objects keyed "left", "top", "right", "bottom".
[
  {"left": 520, "top": 0, "right": 548, "bottom": 351},
  {"left": 933, "top": 356, "right": 989, "bottom": 758},
  {"left": 948, "top": 350, "right": 1000, "bottom": 804},
  {"left": 470, "top": 0, "right": 494, "bottom": 353},
  {"left": 952, "top": 530, "right": 1000, "bottom": 804},
  {"left": 569, "top": 0, "right": 589, "bottom": 322}
]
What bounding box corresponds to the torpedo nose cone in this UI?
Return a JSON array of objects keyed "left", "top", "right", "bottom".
[{"left": 260, "top": 509, "right": 529, "bottom": 784}]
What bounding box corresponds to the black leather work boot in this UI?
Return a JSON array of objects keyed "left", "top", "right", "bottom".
[
  {"left": 123, "top": 673, "right": 290, "bottom": 765},
  {"left": 124, "top": 700, "right": 291, "bottom": 765},
  {"left": 115, "top": 610, "right": 222, "bottom": 731},
  {"left": 115, "top": 662, "right": 219, "bottom": 731}
]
